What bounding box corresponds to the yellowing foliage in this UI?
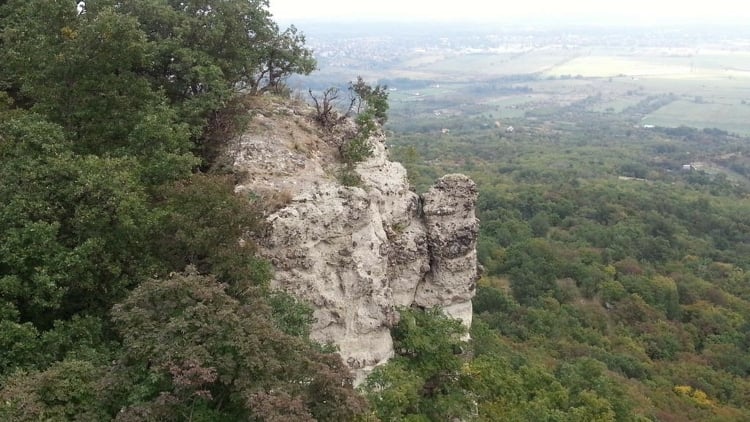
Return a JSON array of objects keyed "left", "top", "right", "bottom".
[
  {"left": 673, "top": 385, "right": 715, "bottom": 408},
  {"left": 60, "top": 26, "right": 77, "bottom": 40}
]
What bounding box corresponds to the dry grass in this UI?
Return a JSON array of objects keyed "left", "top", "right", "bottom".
[{"left": 257, "top": 189, "right": 294, "bottom": 214}]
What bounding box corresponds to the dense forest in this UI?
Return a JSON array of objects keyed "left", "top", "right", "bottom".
[
  {"left": 0, "top": 1, "right": 374, "bottom": 420},
  {"left": 382, "top": 104, "right": 750, "bottom": 419}
]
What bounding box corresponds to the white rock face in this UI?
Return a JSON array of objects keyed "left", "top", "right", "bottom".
[
  {"left": 418, "top": 174, "right": 480, "bottom": 329},
  {"left": 231, "top": 102, "right": 478, "bottom": 383}
]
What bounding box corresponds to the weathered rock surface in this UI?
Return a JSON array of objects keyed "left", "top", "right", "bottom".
[
  {"left": 231, "top": 100, "right": 479, "bottom": 383},
  {"left": 417, "top": 174, "right": 479, "bottom": 327}
]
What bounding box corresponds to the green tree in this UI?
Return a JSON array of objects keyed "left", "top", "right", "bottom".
[
  {"left": 350, "top": 76, "right": 389, "bottom": 124},
  {"left": 1, "top": 270, "right": 369, "bottom": 421},
  {"left": 502, "top": 239, "right": 563, "bottom": 305},
  {"left": 252, "top": 24, "right": 316, "bottom": 94},
  {"left": 0, "top": 359, "right": 109, "bottom": 421},
  {"left": 555, "top": 358, "right": 633, "bottom": 421},
  {"left": 1, "top": 2, "right": 190, "bottom": 158},
  {"left": 363, "top": 308, "right": 472, "bottom": 421},
  {"left": 465, "top": 350, "right": 575, "bottom": 421},
  {"left": 107, "top": 269, "right": 368, "bottom": 420},
  {"left": 152, "top": 173, "right": 271, "bottom": 286},
  {"left": 1, "top": 0, "right": 315, "bottom": 159},
  {"left": 0, "top": 113, "right": 156, "bottom": 327}
]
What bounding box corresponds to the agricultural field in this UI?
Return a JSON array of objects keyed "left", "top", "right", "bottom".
[
  {"left": 646, "top": 100, "right": 750, "bottom": 135},
  {"left": 299, "top": 24, "right": 750, "bottom": 135}
]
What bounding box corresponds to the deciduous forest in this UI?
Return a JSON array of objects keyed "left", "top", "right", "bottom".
[
  {"left": 0, "top": 1, "right": 369, "bottom": 420},
  {"left": 385, "top": 93, "right": 750, "bottom": 421}
]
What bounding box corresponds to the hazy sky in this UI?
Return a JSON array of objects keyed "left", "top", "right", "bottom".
[{"left": 269, "top": 0, "right": 749, "bottom": 24}]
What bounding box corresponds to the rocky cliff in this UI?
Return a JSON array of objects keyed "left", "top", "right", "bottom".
[{"left": 230, "top": 98, "right": 479, "bottom": 382}]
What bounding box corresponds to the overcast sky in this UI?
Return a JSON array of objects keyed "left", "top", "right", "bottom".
[{"left": 269, "top": 0, "right": 749, "bottom": 24}]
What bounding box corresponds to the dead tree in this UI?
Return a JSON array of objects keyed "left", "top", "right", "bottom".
[{"left": 309, "top": 87, "right": 356, "bottom": 132}]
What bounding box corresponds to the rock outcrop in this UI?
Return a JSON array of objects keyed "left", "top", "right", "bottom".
[{"left": 231, "top": 99, "right": 479, "bottom": 382}]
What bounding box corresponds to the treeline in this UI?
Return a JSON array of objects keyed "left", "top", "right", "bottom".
[{"left": 0, "top": 1, "right": 371, "bottom": 420}]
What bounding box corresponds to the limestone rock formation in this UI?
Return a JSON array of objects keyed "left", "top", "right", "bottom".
[
  {"left": 231, "top": 99, "right": 479, "bottom": 382},
  {"left": 417, "top": 174, "right": 479, "bottom": 327}
]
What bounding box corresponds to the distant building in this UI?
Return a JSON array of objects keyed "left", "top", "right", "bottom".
[
  {"left": 682, "top": 164, "right": 695, "bottom": 171},
  {"left": 441, "top": 128, "right": 450, "bottom": 134}
]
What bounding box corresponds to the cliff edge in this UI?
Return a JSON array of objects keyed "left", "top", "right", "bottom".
[{"left": 229, "top": 97, "right": 479, "bottom": 382}]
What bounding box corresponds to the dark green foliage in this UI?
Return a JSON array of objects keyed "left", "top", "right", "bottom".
[
  {"left": 326, "top": 78, "right": 390, "bottom": 187},
  {"left": 555, "top": 358, "right": 632, "bottom": 420},
  {"left": 308, "top": 80, "right": 385, "bottom": 189},
  {"left": 0, "top": 113, "right": 156, "bottom": 327},
  {"left": 0, "top": 2, "right": 358, "bottom": 420},
  {"left": 342, "top": 111, "right": 377, "bottom": 163},
  {"left": 106, "top": 269, "right": 368, "bottom": 421},
  {"left": 344, "top": 78, "right": 389, "bottom": 162},
  {"left": 0, "top": 359, "right": 110, "bottom": 421},
  {"left": 363, "top": 308, "right": 473, "bottom": 421},
  {"left": 310, "top": 77, "right": 389, "bottom": 171},
  {"left": 0, "top": 270, "right": 369, "bottom": 421},
  {"left": 391, "top": 308, "right": 466, "bottom": 377},
  {"left": 368, "top": 307, "right": 644, "bottom": 421},
  {"left": 337, "top": 165, "right": 364, "bottom": 187},
  {"left": 350, "top": 76, "right": 389, "bottom": 125},
  {"left": 502, "top": 239, "right": 565, "bottom": 305},
  {"left": 0, "top": 320, "right": 43, "bottom": 374},
  {"left": 388, "top": 81, "right": 750, "bottom": 419},
  {"left": 338, "top": 108, "right": 379, "bottom": 186},
  {"left": 473, "top": 285, "right": 518, "bottom": 315},
  {"left": 0, "top": 0, "right": 314, "bottom": 160},
  {"left": 152, "top": 173, "right": 270, "bottom": 285},
  {"left": 341, "top": 137, "right": 373, "bottom": 167},
  {"left": 1, "top": 2, "right": 191, "bottom": 158},
  {"left": 268, "top": 291, "right": 316, "bottom": 338}
]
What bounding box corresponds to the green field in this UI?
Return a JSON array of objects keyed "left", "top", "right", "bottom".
[
  {"left": 645, "top": 100, "right": 750, "bottom": 135},
  {"left": 419, "top": 49, "right": 578, "bottom": 78}
]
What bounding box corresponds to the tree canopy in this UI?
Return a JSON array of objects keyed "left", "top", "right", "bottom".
[{"left": 0, "top": 1, "right": 371, "bottom": 420}]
